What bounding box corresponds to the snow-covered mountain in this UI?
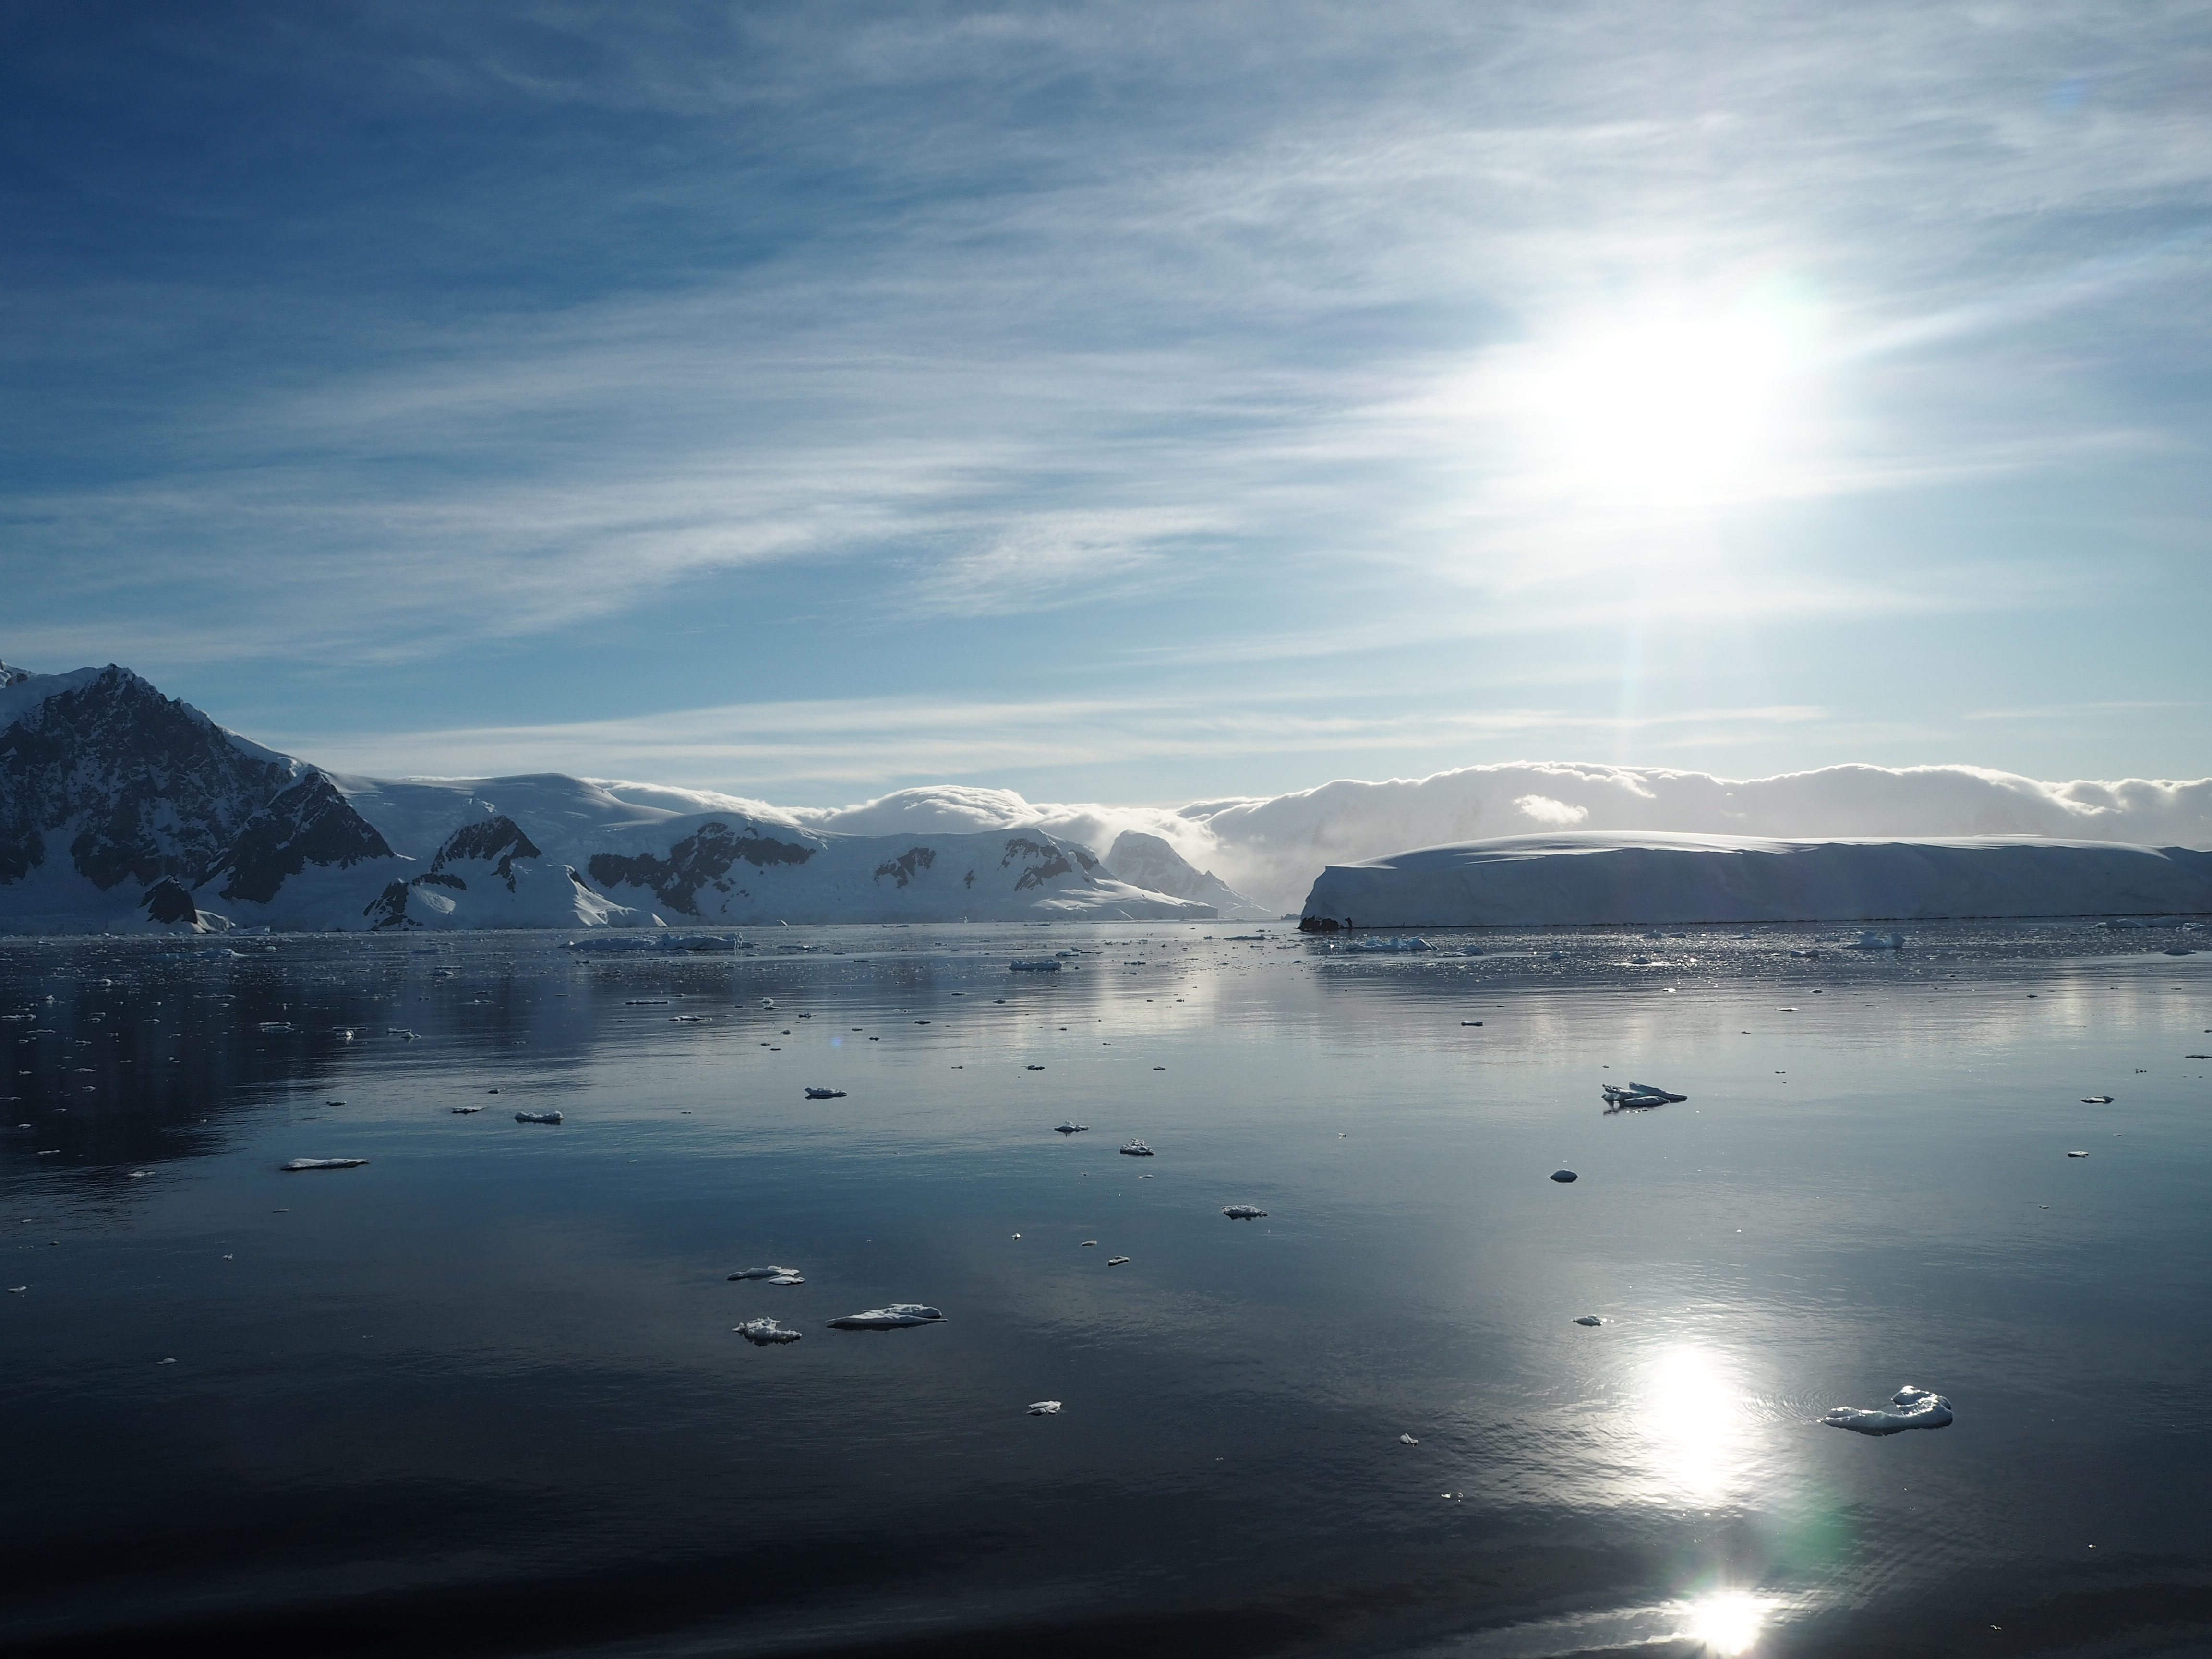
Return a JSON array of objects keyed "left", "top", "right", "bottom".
[
  {"left": 1103, "top": 831, "right": 1269, "bottom": 918},
  {"left": 0, "top": 663, "right": 1213, "bottom": 932}
]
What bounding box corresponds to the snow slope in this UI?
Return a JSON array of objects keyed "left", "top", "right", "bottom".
[{"left": 1300, "top": 832, "right": 2212, "bottom": 927}]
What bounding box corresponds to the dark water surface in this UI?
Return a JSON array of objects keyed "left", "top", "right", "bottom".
[{"left": 4, "top": 923, "right": 2211, "bottom": 1659}]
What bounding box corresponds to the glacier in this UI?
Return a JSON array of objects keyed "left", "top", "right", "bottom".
[{"left": 1299, "top": 832, "right": 2212, "bottom": 927}]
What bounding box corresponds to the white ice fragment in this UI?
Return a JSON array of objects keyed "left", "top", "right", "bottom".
[
  {"left": 765, "top": 1273, "right": 805, "bottom": 1285},
  {"left": 1107, "top": 1256, "right": 1130, "bottom": 1265},
  {"left": 1028, "top": 1399, "right": 1062, "bottom": 1415},
  {"left": 1081, "top": 1240, "right": 1098, "bottom": 1247},
  {"left": 826, "top": 1303, "right": 945, "bottom": 1329},
  {"left": 1053, "top": 1121, "right": 1089, "bottom": 1134},
  {"left": 1342, "top": 936, "right": 1432, "bottom": 953},
  {"left": 281, "top": 1157, "right": 369, "bottom": 1171},
  {"left": 451, "top": 1105, "right": 484, "bottom": 1113},
  {"left": 1822, "top": 1383, "right": 1953, "bottom": 1434},
  {"left": 2082, "top": 1094, "right": 2115, "bottom": 1104},
  {"left": 1119, "top": 1140, "right": 1155, "bottom": 1157},
  {"left": 257, "top": 1021, "right": 299, "bottom": 1034},
  {"left": 728, "top": 1265, "right": 801, "bottom": 1280},
  {"left": 1223, "top": 1204, "right": 1267, "bottom": 1219},
  {"left": 804, "top": 1087, "right": 847, "bottom": 1099},
  {"left": 514, "top": 1110, "right": 563, "bottom": 1124},
  {"left": 1399, "top": 1433, "right": 1419, "bottom": 1445},
  {"left": 736, "top": 1317, "right": 802, "bottom": 1346},
  {"left": 2067, "top": 1149, "right": 2090, "bottom": 1158}
]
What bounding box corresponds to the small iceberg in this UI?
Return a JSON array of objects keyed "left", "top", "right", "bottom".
[
  {"left": 450, "top": 1104, "right": 485, "bottom": 1114},
  {"left": 1550, "top": 1168, "right": 1578, "bottom": 1183},
  {"left": 1602, "top": 1083, "right": 1683, "bottom": 1110},
  {"left": 1574, "top": 1316, "right": 1604, "bottom": 1327},
  {"left": 1053, "top": 1121, "right": 1089, "bottom": 1134},
  {"left": 1028, "top": 1400, "right": 1062, "bottom": 1415},
  {"left": 1222, "top": 1204, "right": 1267, "bottom": 1219},
  {"left": 257, "top": 1021, "right": 300, "bottom": 1034},
  {"left": 2066, "top": 1149, "right": 2090, "bottom": 1158},
  {"left": 514, "top": 1110, "right": 563, "bottom": 1125},
  {"left": 1010, "top": 959, "right": 1062, "bottom": 972},
  {"left": 736, "top": 1317, "right": 802, "bottom": 1346},
  {"left": 1399, "top": 1433, "right": 1419, "bottom": 1445},
  {"left": 1822, "top": 1383, "right": 1953, "bottom": 1435},
  {"left": 826, "top": 1304, "right": 945, "bottom": 1330},
  {"left": 1107, "top": 1255, "right": 1130, "bottom": 1265},
  {"left": 728, "top": 1265, "right": 802, "bottom": 1281},
  {"left": 1849, "top": 931, "right": 1907, "bottom": 950},
  {"left": 804, "top": 1087, "right": 847, "bottom": 1099},
  {"left": 281, "top": 1157, "right": 369, "bottom": 1171},
  {"left": 1119, "top": 1139, "right": 1155, "bottom": 1157},
  {"left": 2082, "top": 1094, "right": 2115, "bottom": 1104}
]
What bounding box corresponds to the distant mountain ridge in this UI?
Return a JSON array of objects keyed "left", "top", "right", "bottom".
[{"left": 0, "top": 662, "right": 1222, "bottom": 932}]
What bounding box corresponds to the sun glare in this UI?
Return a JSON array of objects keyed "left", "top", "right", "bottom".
[
  {"left": 1683, "top": 1590, "right": 1770, "bottom": 1656},
  {"left": 1517, "top": 293, "right": 1820, "bottom": 506}
]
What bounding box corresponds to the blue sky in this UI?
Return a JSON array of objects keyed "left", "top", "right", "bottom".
[{"left": 4, "top": 2, "right": 2209, "bottom": 804}]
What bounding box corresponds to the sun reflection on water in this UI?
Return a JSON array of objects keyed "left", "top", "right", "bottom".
[
  {"left": 1640, "top": 1345, "right": 1755, "bottom": 1506},
  {"left": 1682, "top": 1589, "right": 1771, "bottom": 1655}
]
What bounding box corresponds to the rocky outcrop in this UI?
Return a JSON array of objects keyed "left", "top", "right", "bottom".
[
  {"left": 417, "top": 814, "right": 542, "bottom": 893},
  {"left": 588, "top": 821, "right": 817, "bottom": 915},
  {"left": 201, "top": 772, "right": 396, "bottom": 905}
]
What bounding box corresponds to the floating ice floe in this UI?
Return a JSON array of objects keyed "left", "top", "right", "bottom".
[
  {"left": 331, "top": 1027, "right": 356, "bottom": 1039},
  {"left": 2066, "top": 1149, "right": 2089, "bottom": 1158},
  {"left": 514, "top": 1110, "right": 563, "bottom": 1125},
  {"left": 805, "top": 1087, "right": 847, "bottom": 1099},
  {"left": 1849, "top": 931, "right": 1907, "bottom": 950},
  {"left": 1550, "top": 1169, "right": 1578, "bottom": 1183},
  {"left": 1602, "top": 1082, "right": 1684, "bottom": 1110},
  {"left": 1399, "top": 1433, "right": 1419, "bottom": 1445},
  {"left": 1821, "top": 1383, "right": 1953, "bottom": 1434},
  {"left": 1028, "top": 1400, "right": 1062, "bottom": 1415},
  {"left": 1341, "top": 936, "right": 1432, "bottom": 953},
  {"left": 451, "top": 1104, "right": 484, "bottom": 1114},
  {"left": 1081, "top": 1240, "right": 1098, "bottom": 1247},
  {"left": 2082, "top": 1094, "right": 2115, "bottom": 1104},
  {"left": 736, "top": 1317, "right": 802, "bottom": 1346},
  {"left": 1574, "top": 1316, "right": 1604, "bottom": 1327},
  {"left": 826, "top": 1304, "right": 945, "bottom": 1330},
  {"left": 1010, "top": 959, "right": 1061, "bottom": 972},
  {"left": 1107, "top": 1256, "right": 1130, "bottom": 1265},
  {"left": 728, "top": 1265, "right": 801, "bottom": 1281},
  {"left": 257, "top": 1021, "right": 299, "bottom": 1034},
  {"left": 387, "top": 1027, "right": 417, "bottom": 1040},
  {"left": 1119, "top": 1139, "right": 1155, "bottom": 1157},
  {"left": 281, "top": 1157, "right": 369, "bottom": 1171},
  {"left": 1223, "top": 1205, "right": 1267, "bottom": 1219},
  {"left": 1461, "top": 1020, "right": 1483, "bottom": 1026},
  {"left": 1054, "top": 1121, "right": 1089, "bottom": 1134},
  {"left": 2164, "top": 946, "right": 2195, "bottom": 956}
]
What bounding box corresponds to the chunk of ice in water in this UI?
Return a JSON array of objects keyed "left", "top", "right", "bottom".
[
  {"left": 826, "top": 1304, "right": 945, "bottom": 1330},
  {"left": 804, "top": 1087, "right": 847, "bottom": 1099},
  {"left": 1574, "top": 1315, "right": 1604, "bottom": 1327},
  {"left": 281, "top": 1157, "right": 369, "bottom": 1171},
  {"left": 1550, "top": 1169, "right": 1578, "bottom": 1183},
  {"left": 514, "top": 1111, "right": 563, "bottom": 1124},
  {"left": 1222, "top": 1205, "right": 1267, "bottom": 1219},
  {"left": 1399, "top": 1433, "right": 1419, "bottom": 1445},
  {"left": 736, "top": 1318, "right": 802, "bottom": 1346},
  {"left": 1028, "top": 1400, "right": 1062, "bottom": 1415},
  {"left": 1822, "top": 1384, "right": 1953, "bottom": 1434},
  {"left": 728, "top": 1265, "right": 801, "bottom": 1281}
]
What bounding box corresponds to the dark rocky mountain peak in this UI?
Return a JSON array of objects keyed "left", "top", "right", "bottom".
[
  {"left": 418, "top": 815, "right": 543, "bottom": 893},
  {"left": 1, "top": 663, "right": 295, "bottom": 890}
]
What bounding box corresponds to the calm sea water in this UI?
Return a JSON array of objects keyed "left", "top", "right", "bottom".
[{"left": 4, "top": 922, "right": 2210, "bottom": 1659}]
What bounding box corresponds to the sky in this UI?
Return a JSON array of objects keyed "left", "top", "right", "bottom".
[{"left": 3, "top": 1, "right": 2209, "bottom": 808}]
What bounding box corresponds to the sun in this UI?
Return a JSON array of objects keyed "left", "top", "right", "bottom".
[{"left": 1516, "top": 294, "right": 1819, "bottom": 506}]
